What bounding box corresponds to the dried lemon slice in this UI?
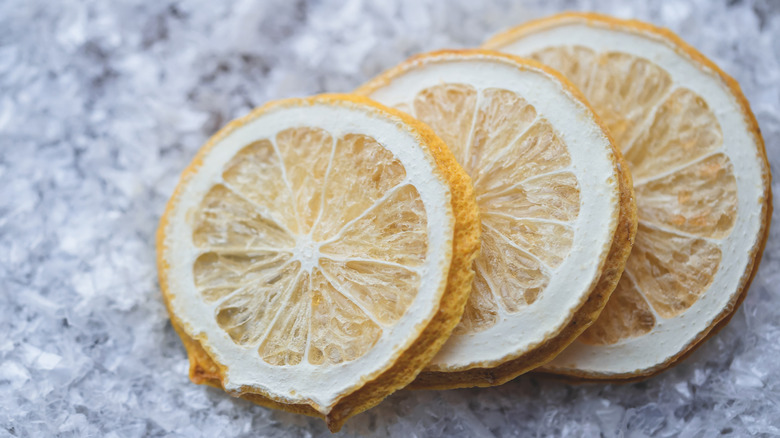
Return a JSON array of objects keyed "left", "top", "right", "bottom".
[
  {"left": 357, "top": 51, "right": 636, "bottom": 388},
  {"left": 485, "top": 12, "right": 772, "bottom": 379},
  {"left": 157, "top": 94, "right": 480, "bottom": 430}
]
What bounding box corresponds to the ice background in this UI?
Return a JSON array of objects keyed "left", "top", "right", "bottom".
[{"left": 1, "top": 0, "right": 779, "bottom": 436}]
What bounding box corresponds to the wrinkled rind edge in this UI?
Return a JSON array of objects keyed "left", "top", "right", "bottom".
[
  {"left": 356, "top": 48, "right": 636, "bottom": 389},
  {"left": 156, "top": 93, "right": 482, "bottom": 432},
  {"left": 485, "top": 12, "right": 773, "bottom": 381}
]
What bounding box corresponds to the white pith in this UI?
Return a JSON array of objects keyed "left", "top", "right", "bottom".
[
  {"left": 364, "top": 55, "right": 621, "bottom": 371},
  {"left": 291, "top": 233, "right": 322, "bottom": 273},
  {"left": 488, "top": 19, "right": 768, "bottom": 375},
  {"left": 161, "top": 101, "right": 454, "bottom": 412}
]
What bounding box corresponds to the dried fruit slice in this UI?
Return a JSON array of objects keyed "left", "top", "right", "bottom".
[
  {"left": 485, "top": 12, "right": 772, "bottom": 379},
  {"left": 357, "top": 51, "right": 636, "bottom": 388},
  {"left": 157, "top": 94, "right": 480, "bottom": 430}
]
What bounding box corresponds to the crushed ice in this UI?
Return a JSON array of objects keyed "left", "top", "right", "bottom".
[{"left": 1, "top": 0, "right": 779, "bottom": 436}]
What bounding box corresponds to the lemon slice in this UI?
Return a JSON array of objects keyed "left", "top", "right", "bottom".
[
  {"left": 357, "top": 51, "right": 636, "bottom": 388},
  {"left": 485, "top": 13, "right": 772, "bottom": 379},
  {"left": 157, "top": 94, "right": 480, "bottom": 430}
]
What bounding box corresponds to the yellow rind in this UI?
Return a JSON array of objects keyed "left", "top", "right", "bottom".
[
  {"left": 484, "top": 12, "right": 772, "bottom": 381},
  {"left": 157, "top": 94, "right": 481, "bottom": 431},
  {"left": 356, "top": 49, "right": 637, "bottom": 389}
]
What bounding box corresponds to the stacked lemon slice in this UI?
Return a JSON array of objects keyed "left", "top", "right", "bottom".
[
  {"left": 357, "top": 50, "right": 635, "bottom": 388},
  {"left": 157, "top": 13, "right": 770, "bottom": 432},
  {"left": 158, "top": 95, "right": 480, "bottom": 431},
  {"left": 484, "top": 12, "right": 771, "bottom": 380}
]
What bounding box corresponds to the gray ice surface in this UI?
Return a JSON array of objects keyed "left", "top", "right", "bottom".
[{"left": 1, "top": 0, "right": 779, "bottom": 436}]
